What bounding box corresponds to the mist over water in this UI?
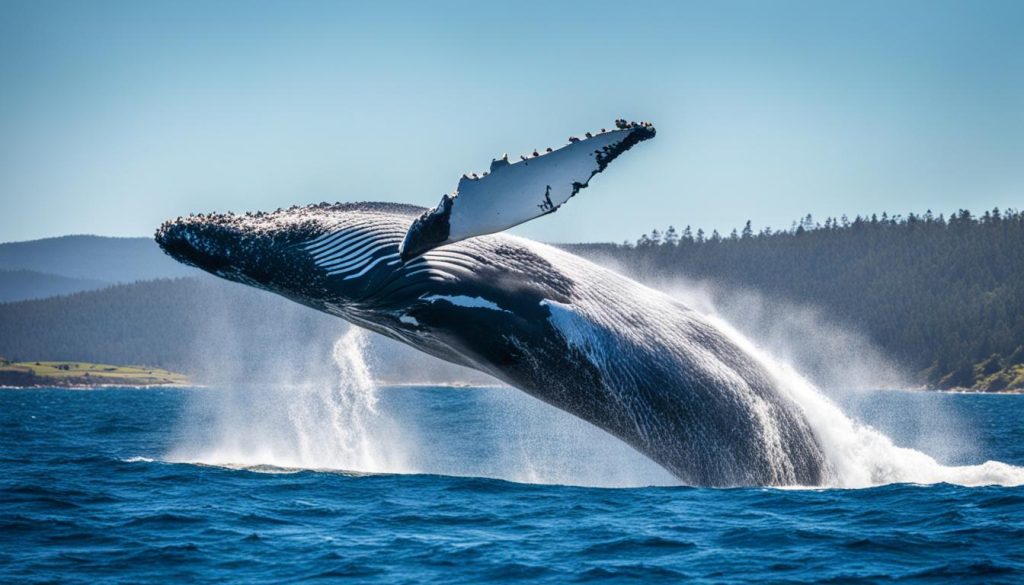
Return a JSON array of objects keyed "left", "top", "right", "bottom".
[
  {"left": 169, "top": 267, "right": 1024, "bottom": 488},
  {"left": 169, "top": 329, "right": 411, "bottom": 474},
  {"left": 170, "top": 327, "right": 676, "bottom": 487},
  {"left": 646, "top": 275, "right": 1023, "bottom": 487},
  {"left": 702, "top": 312, "right": 1024, "bottom": 488}
]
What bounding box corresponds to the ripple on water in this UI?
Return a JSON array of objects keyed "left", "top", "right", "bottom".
[{"left": 0, "top": 388, "right": 1023, "bottom": 584}]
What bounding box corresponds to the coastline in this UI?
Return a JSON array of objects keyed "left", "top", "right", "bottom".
[
  {"left": 0, "top": 360, "right": 190, "bottom": 389},
  {"left": 0, "top": 383, "right": 195, "bottom": 390}
]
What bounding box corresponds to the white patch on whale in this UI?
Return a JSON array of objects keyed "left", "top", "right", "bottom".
[{"left": 421, "top": 294, "right": 511, "bottom": 314}]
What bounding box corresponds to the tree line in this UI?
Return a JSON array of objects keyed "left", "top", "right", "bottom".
[
  {"left": 0, "top": 276, "right": 490, "bottom": 386},
  {"left": 568, "top": 207, "right": 1024, "bottom": 390}
]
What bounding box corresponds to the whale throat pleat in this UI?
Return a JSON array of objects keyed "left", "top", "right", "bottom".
[{"left": 317, "top": 238, "right": 397, "bottom": 271}]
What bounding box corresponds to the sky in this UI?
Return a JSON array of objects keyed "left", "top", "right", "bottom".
[{"left": 1, "top": 0, "right": 1022, "bottom": 243}]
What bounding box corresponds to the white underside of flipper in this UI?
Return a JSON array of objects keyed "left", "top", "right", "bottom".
[{"left": 398, "top": 119, "right": 656, "bottom": 261}]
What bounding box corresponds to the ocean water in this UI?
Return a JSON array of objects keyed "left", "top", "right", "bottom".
[{"left": 1, "top": 385, "right": 1023, "bottom": 584}]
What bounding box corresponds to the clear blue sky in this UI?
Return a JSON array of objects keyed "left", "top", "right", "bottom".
[{"left": 1, "top": 0, "right": 1021, "bottom": 243}]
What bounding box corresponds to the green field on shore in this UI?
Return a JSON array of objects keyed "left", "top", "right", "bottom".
[{"left": 0, "top": 359, "right": 189, "bottom": 387}]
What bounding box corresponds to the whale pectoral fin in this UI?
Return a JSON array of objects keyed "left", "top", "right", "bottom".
[{"left": 399, "top": 119, "right": 656, "bottom": 261}]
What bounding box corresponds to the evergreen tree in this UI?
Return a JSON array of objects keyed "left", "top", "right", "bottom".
[{"left": 664, "top": 226, "right": 679, "bottom": 246}]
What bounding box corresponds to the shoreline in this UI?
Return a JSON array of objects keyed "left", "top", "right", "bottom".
[
  {"left": 0, "top": 360, "right": 190, "bottom": 389},
  {"left": 0, "top": 383, "right": 196, "bottom": 390}
]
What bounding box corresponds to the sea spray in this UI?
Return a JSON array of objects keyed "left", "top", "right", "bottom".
[
  {"left": 168, "top": 328, "right": 411, "bottom": 473},
  {"left": 310, "top": 328, "right": 394, "bottom": 471},
  {"left": 612, "top": 263, "right": 1024, "bottom": 487},
  {"left": 168, "top": 345, "right": 676, "bottom": 486},
  {"left": 698, "top": 310, "right": 1024, "bottom": 488},
  {"left": 468, "top": 387, "right": 677, "bottom": 487}
]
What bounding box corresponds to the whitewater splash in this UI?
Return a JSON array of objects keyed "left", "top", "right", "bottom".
[
  {"left": 168, "top": 329, "right": 410, "bottom": 473},
  {"left": 168, "top": 326, "right": 676, "bottom": 486},
  {"left": 696, "top": 312, "right": 1024, "bottom": 488}
]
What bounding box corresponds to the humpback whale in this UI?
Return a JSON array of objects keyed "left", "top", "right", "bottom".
[{"left": 156, "top": 121, "right": 829, "bottom": 486}]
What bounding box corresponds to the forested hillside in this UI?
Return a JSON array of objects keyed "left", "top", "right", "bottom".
[
  {"left": 0, "top": 270, "right": 108, "bottom": 302},
  {"left": 0, "top": 278, "right": 326, "bottom": 379},
  {"left": 0, "top": 277, "right": 491, "bottom": 386},
  {"left": 566, "top": 208, "right": 1024, "bottom": 390}
]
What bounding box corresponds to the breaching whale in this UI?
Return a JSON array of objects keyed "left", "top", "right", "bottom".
[{"left": 156, "top": 121, "right": 829, "bottom": 486}]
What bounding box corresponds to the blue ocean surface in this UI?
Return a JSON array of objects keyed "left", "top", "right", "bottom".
[{"left": 1, "top": 386, "right": 1023, "bottom": 584}]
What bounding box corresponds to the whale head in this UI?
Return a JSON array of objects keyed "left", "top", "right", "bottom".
[
  {"left": 155, "top": 203, "right": 431, "bottom": 310},
  {"left": 156, "top": 200, "right": 571, "bottom": 372}
]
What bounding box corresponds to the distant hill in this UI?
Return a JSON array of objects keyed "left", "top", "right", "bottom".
[
  {"left": 0, "top": 235, "right": 196, "bottom": 283},
  {"left": 0, "top": 276, "right": 493, "bottom": 386},
  {"left": 0, "top": 270, "right": 110, "bottom": 303}
]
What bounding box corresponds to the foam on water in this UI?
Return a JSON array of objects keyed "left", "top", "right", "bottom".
[
  {"left": 167, "top": 328, "right": 412, "bottom": 474},
  {"left": 700, "top": 312, "right": 1024, "bottom": 488}
]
